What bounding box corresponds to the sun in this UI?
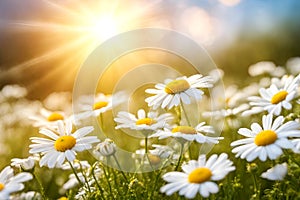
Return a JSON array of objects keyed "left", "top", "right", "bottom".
[
  {"left": 90, "top": 16, "right": 119, "bottom": 41},
  {"left": 1, "top": 0, "right": 165, "bottom": 94}
]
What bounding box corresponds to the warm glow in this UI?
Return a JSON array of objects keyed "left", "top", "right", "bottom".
[
  {"left": 86, "top": 15, "right": 119, "bottom": 42},
  {"left": 4, "top": 0, "right": 163, "bottom": 90}
]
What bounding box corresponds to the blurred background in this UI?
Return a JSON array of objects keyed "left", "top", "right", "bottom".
[{"left": 0, "top": 0, "right": 300, "bottom": 99}]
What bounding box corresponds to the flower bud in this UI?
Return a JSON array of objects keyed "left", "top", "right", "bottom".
[{"left": 94, "top": 139, "right": 116, "bottom": 157}]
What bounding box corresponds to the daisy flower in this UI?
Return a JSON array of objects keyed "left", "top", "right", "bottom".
[
  {"left": 11, "top": 156, "right": 36, "bottom": 171},
  {"left": 150, "top": 122, "right": 223, "bottom": 144},
  {"left": 244, "top": 75, "right": 300, "bottom": 116},
  {"left": 114, "top": 109, "right": 173, "bottom": 132},
  {"left": 261, "top": 163, "right": 288, "bottom": 181},
  {"left": 29, "top": 121, "right": 99, "bottom": 168},
  {"left": 286, "top": 57, "right": 300, "bottom": 75},
  {"left": 248, "top": 61, "right": 285, "bottom": 77},
  {"left": 160, "top": 153, "right": 235, "bottom": 199},
  {"left": 0, "top": 166, "right": 33, "bottom": 199},
  {"left": 74, "top": 92, "right": 126, "bottom": 122},
  {"left": 145, "top": 74, "right": 213, "bottom": 109},
  {"left": 231, "top": 114, "right": 300, "bottom": 162},
  {"left": 29, "top": 108, "right": 66, "bottom": 128}
]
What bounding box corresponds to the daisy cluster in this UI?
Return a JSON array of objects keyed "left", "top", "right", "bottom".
[{"left": 0, "top": 58, "right": 300, "bottom": 199}]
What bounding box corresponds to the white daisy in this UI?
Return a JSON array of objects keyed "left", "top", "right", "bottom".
[
  {"left": 114, "top": 109, "right": 173, "bottom": 132},
  {"left": 11, "top": 156, "right": 36, "bottom": 171},
  {"left": 286, "top": 57, "right": 300, "bottom": 75},
  {"left": 29, "top": 121, "right": 99, "bottom": 168},
  {"left": 1, "top": 84, "right": 27, "bottom": 99},
  {"left": 74, "top": 92, "right": 126, "bottom": 122},
  {"left": 248, "top": 61, "right": 277, "bottom": 77},
  {"left": 261, "top": 163, "right": 288, "bottom": 181},
  {"left": 150, "top": 122, "right": 223, "bottom": 144},
  {"left": 0, "top": 166, "right": 33, "bottom": 199},
  {"left": 160, "top": 153, "right": 235, "bottom": 199},
  {"left": 231, "top": 114, "right": 300, "bottom": 162},
  {"left": 245, "top": 75, "right": 300, "bottom": 116},
  {"left": 248, "top": 61, "right": 286, "bottom": 77},
  {"left": 145, "top": 74, "right": 213, "bottom": 109},
  {"left": 29, "top": 108, "right": 66, "bottom": 128}
]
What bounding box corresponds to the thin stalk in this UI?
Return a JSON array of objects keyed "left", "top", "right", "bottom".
[
  {"left": 112, "top": 154, "right": 128, "bottom": 183},
  {"left": 251, "top": 172, "right": 260, "bottom": 199},
  {"left": 32, "top": 171, "right": 47, "bottom": 200},
  {"left": 145, "top": 136, "right": 148, "bottom": 154},
  {"left": 144, "top": 136, "right": 154, "bottom": 170},
  {"left": 91, "top": 162, "right": 105, "bottom": 200},
  {"left": 79, "top": 162, "right": 91, "bottom": 193},
  {"left": 68, "top": 161, "right": 83, "bottom": 186},
  {"left": 101, "top": 164, "right": 115, "bottom": 200},
  {"left": 175, "top": 143, "right": 184, "bottom": 171},
  {"left": 181, "top": 103, "right": 191, "bottom": 126},
  {"left": 149, "top": 156, "right": 171, "bottom": 198}
]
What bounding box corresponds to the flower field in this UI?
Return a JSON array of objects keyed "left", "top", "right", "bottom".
[
  {"left": 0, "top": 59, "right": 300, "bottom": 199},
  {"left": 1, "top": 1, "right": 300, "bottom": 200}
]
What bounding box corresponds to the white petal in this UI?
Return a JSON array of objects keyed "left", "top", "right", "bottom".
[{"left": 65, "top": 150, "right": 76, "bottom": 161}]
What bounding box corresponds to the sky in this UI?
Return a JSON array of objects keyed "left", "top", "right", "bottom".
[{"left": 0, "top": 0, "right": 299, "bottom": 98}]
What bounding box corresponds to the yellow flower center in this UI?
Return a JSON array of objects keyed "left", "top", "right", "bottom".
[
  {"left": 136, "top": 118, "right": 156, "bottom": 125},
  {"left": 47, "top": 113, "right": 64, "bottom": 121},
  {"left": 254, "top": 130, "right": 277, "bottom": 146},
  {"left": 58, "top": 197, "right": 68, "bottom": 200},
  {"left": 0, "top": 183, "right": 4, "bottom": 191},
  {"left": 165, "top": 79, "right": 190, "bottom": 94},
  {"left": 93, "top": 101, "right": 108, "bottom": 110},
  {"left": 54, "top": 136, "right": 76, "bottom": 152},
  {"left": 172, "top": 126, "right": 196, "bottom": 134},
  {"left": 271, "top": 90, "right": 288, "bottom": 104},
  {"left": 188, "top": 167, "right": 212, "bottom": 184}
]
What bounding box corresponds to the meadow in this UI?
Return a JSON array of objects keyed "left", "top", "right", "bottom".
[{"left": 0, "top": 58, "right": 300, "bottom": 200}]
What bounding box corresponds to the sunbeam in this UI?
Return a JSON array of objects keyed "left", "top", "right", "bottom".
[{"left": 0, "top": 0, "right": 167, "bottom": 96}]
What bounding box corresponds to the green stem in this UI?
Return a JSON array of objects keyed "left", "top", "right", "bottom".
[
  {"left": 68, "top": 161, "right": 83, "bottom": 186},
  {"left": 181, "top": 103, "right": 191, "bottom": 126},
  {"left": 32, "top": 171, "right": 47, "bottom": 200},
  {"left": 188, "top": 141, "right": 193, "bottom": 160},
  {"left": 175, "top": 143, "right": 184, "bottom": 171},
  {"left": 112, "top": 154, "right": 129, "bottom": 183},
  {"left": 149, "top": 157, "right": 170, "bottom": 198},
  {"left": 100, "top": 113, "right": 105, "bottom": 131},
  {"left": 101, "top": 164, "right": 115, "bottom": 200},
  {"left": 91, "top": 162, "right": 105, "bottom": 200},
  {"left": 251, "top": 172, "right": 260, "bottom": 199},
  {"left": 79, "top": 162, "right": 91, "bottom": 193},
  {"left": 144, "top": 136, "right": 154, "bottom": 170},
  {"left": 145, "top": 136, "right": 148, "bottom": 154}
]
